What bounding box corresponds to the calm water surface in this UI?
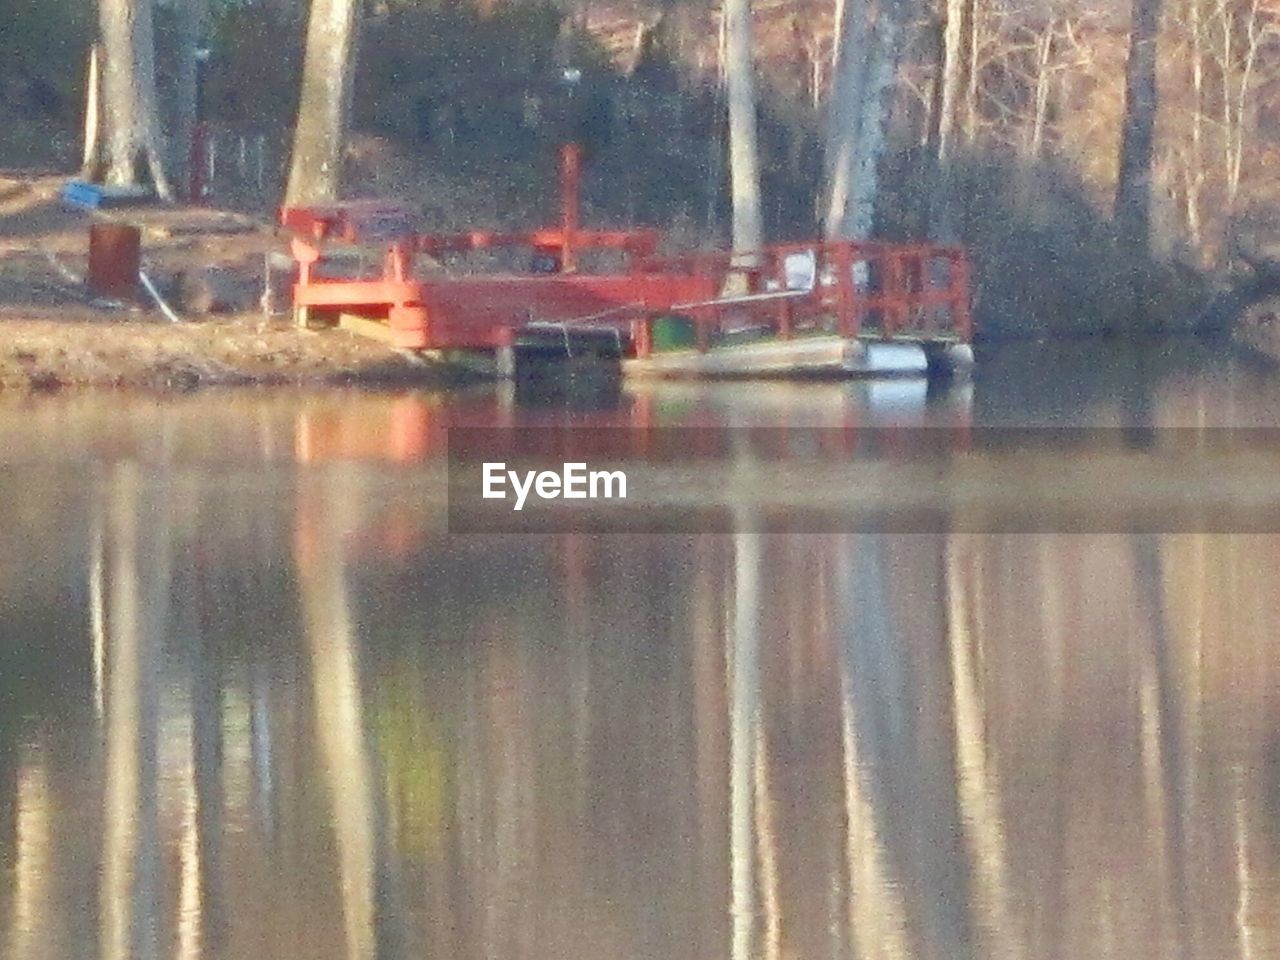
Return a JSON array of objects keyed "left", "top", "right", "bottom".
[{"left": 3, "top": 343, "right": 1280, "bottom": 960}]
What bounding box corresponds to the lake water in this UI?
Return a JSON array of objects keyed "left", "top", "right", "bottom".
[{"left": 3, "top": 342, "right": 1280, "bottom": 960}]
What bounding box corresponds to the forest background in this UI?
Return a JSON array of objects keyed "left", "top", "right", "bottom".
[{"left": 4, "top": 0, "right": 1280, "bottom": 335}]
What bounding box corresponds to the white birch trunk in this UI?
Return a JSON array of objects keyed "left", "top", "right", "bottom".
[
  {"left": 1186, "top": 0, "right": 1204, "bottom": 252},
  {"left": 285, "top": 0, "right": 363, "bottom": 206},
  {"left": 82, "top": 44, "right": 103, "bottom": 179},
  {"left": 98, "top": 0, "right": 173, "bottom": 199},
  {"left": 722, "top": 0, "right": 765, "bottom": 255},
  {"left": 936, "top": 0, "right": 972, "bottom": 166}
]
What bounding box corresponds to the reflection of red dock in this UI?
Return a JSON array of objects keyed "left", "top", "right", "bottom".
[{"left": 281, "top": 146, "right": 973, "bottom": 378}]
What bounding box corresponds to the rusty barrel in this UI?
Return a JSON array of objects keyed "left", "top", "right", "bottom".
[{"left": 88, "top": 223, "right": 141, "bottom": 298}]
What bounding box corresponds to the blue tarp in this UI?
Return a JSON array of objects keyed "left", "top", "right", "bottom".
[{"left": 61, "top": 180, "right": 154, "bottom": 211}]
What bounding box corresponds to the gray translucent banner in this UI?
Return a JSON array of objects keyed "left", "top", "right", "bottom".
[{"left": 446, "top": 426, "right": 1280, "bottom": 533}]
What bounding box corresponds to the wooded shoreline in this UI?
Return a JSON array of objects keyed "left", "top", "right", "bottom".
[{"left": 0, "top": 165, "right": 1263, "bottom": 395}]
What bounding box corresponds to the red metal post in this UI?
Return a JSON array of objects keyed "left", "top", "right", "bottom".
[
  {"left": 907, "top": 250, "right": 921, "bottom": 331},
  {"left": 385, "top": 241, "right": 412, "bottom": 282},
  {"left": 696, "top": 307, "right": 712, "bottom": 353},
  {"left": 771, "top": 251, "right": 791, "bottom": 339},
  {"left": 951, "top": 251, "right": 973, "bottom": 341},
  {"left": 634, "top": 316, "right": 653, "bottom": 358},
  {"left": 560, "top": 143, "right": 581, "bottom": 274},
  {"left": 777, "top": 299, "right": 793, "bottom": 340},
  {"left": 833, "top": 243, "right": 858, "bottom": 339},
  {"left": 884, "top": 251, "right": 906, "bottom": 336}
]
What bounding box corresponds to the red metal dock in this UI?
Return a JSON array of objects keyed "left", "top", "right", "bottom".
[{"left": 280, "top": 146, "right": 974, "bottom": 377}]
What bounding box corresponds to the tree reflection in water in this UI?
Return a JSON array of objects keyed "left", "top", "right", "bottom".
[{"left": 0, "top": 427, "right": 1279, "bottom": 960}]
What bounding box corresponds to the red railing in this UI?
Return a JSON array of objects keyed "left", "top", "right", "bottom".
[
  {"left": 281, "top": 146, "right": 659, "bottom": 272},
  {"left": 627, "top": 240, "right": 971, "bottom": 358},
  {"left": 281, "top": 185, "right": 972, "bottom": 358}
]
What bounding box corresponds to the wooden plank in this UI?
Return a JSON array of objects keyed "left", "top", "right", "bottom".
[{"left": 338, "top": 312, "right": 398, "bottom": 345}]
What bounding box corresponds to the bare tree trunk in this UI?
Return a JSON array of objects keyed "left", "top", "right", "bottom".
[
  {"left": 845, "top": 10, "right": 905, "bottom": 238},
  {"left": 285, "top": 0, "right": 363, "bottom": 207},
  {"left": 727, "top": 0, "right": 762, "bottom": 257},
  {"left": 173, "top": 0, "right": 209, "bottom": 199},
  {"left": 963, "top": 0, "right": 980, "bottom": 144},
  {"left": 97, "top": 0, "right": 173, "bottom": 199},
  {"left": 1024, "top": 22, "right": 1054, "bottom": 162},
  {"left": 936, "top": 0, "right": 973, "bottom": 166},
  {"left": 821, "top": 0, "right": 869, "bottom": 238},
  {"left": 807, "top": 34, "right": 824, "bottom": 112},
  {"left": 1185, "top": 0, "right": 1205, "bottom": 254},
  {"left": 1115, "top": 0, "right": 1163, "bottom": 258},
  {"left": 1224, "top": 0, "right": 1261, "bottom": 220},
  {"left": 722, "top": 0, "right": 765, "bottom": 255},
  {"left": 82, "top": 44, "right": 104, "bottom": 180},
  {"left": 927, "top": 0, "right": 974, "bottom": 241},
  {"left": 1219, "top": 0, "right": 1234, "bottom": 204},
  {"left": 823, "top": 0, "right": 910, "bottom": 240},
  {"left": 99, "top": 0, "right": 138, "bottom": 185}
]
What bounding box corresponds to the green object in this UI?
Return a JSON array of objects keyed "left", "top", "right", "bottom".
[{"left": 651, "top": 314, "right": 697, "bottom": 352}]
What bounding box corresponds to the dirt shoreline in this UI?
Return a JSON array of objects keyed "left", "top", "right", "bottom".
[
  {"left": 0, "top": 311, "right": 463, "bottom": 392},
  {"left": 0, "top": 171, "right": 476, "bottom": 392}
]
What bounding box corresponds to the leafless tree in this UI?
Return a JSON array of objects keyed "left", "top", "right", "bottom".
[
  {"left": 96, "top": 0, "right": 173, "bottom": 198},
  {"left": 285, "top": 0, "right": 363, "bottom": 206},
  {"left": 824, "top": 0, "right": 916, "bottom": 239},
  {"left": 938, "top": 0, "right": 977, "bottom": 163},
  {"left": 1159, "top": 0, "right": 1268, "bottom": 260},
  {"left": 722, "top": 0, "right": 765, "bottom": 254},
  {"left": 173, "top": 0, "right": 210, "bottom": 198},
  {"left": 1115, "top": 0, "right": 1164, "bottom": 256}
]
